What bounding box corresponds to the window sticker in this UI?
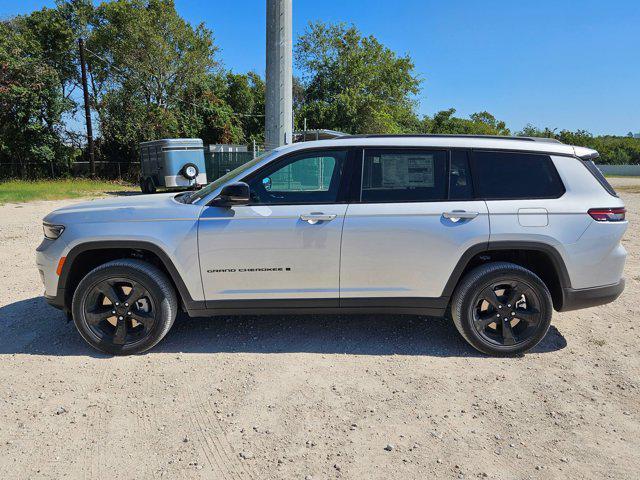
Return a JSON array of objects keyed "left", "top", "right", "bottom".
[{"left": 378, "top": 154, "right": 435, "bottom": 189}]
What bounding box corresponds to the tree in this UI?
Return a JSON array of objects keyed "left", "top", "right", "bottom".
[
  {"left": 222, "top": 71, "right": 265, "bottom": 145},
  {"left": 295, "top": 22, "right": 421, "bottom": 134},
  {"left": 0, "top": 12, "right": 77, "bottom": 177},
  {"left": 422, "top": 108, "right": 510, "bottom": 135},
  {"left": 87, "top": 0, "right": 243, "bottom": 160}
]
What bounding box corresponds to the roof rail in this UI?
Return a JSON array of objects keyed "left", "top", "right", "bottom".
[{"left": 341, "top": 134, "right": 563, "bottom": 144}]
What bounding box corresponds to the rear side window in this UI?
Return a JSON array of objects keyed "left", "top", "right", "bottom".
[
  {"left": 361, "top": 149, "right": 447, "bottom": 202},
  {"left": 471, "top": 151, "right": 565, "bottom": 199}
]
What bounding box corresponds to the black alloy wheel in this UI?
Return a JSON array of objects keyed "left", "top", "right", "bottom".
[
  {"left": 451, "top": 262, "right": 553, "bottom": 355},
  {"left": 72, "top": 259, "right": 177, "bottom": 355},
  {"left": 472, "top": 280, "right": 542, "bottom": 347},
  {"left": 84, "top": 277, "right": 156, "bottom": 348}
]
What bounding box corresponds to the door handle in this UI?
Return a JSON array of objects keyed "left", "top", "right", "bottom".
[
  {"left": 300, "top": 213, "right": 337, "bottom": 224},
  {"left": 443, "top": 210, "right": 479, "bottom": 222}
]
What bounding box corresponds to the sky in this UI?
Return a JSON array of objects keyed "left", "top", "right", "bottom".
[{"left": 2, "top": 0, "right": 639, "bottom": 135}]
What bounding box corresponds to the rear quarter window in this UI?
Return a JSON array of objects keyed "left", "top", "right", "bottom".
[
  {"left": 471, "top": 151, "right": 565, "bottom": 200},
  {"left": 582, "top": 160, "right": 618, "bottom": 197}
]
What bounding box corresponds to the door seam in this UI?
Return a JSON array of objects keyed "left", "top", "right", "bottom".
[{"left": 338, "top": 204, "right": 350, "bottom": 305}]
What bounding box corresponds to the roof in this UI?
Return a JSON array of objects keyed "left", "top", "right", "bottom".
[
  {"left": 273, "top": 134, "right": 584, "bottom": 157},
  {"left": 139, "top": 138, "right": 203, "bottom": 147},
  {"left": 344, "top": 134, "right": 563, "bottom": 144}
]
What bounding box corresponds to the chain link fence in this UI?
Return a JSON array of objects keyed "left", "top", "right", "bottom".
[
  {"left": 0, "top": 161, "right": 141, "bottom": 181},
  {"left": 0, "top": 152, "right": 258, "bottom": 183}
]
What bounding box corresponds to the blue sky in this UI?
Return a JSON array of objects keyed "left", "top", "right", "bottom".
[{"left": 2, "top": 0, "right": 639, "bottom": 135}]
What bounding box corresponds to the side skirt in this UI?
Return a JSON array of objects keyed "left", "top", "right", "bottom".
[{"left": 187, "top": 297, "right": 449, "bottom": 318}]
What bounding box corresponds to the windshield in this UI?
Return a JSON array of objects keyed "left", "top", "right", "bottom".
[{"left": 187, "top": 151, "right": 274, "bottom": 203}]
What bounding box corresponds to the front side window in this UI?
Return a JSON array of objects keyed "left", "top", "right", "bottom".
[
  {"left": 361, "top": 149, "right": 447, "bottom": 202},
  {"left": 247, "top": 150, "right": 347, "bottom": 204},
  {"left": 472, "top": 151, "right": 565, "bottom": 199}
]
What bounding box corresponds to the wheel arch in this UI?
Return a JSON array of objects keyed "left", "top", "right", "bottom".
[
  {"left": 58, "top": 240, "right": 199, "bottom": 313},
  {"left": 443, "top": 241, "right": 571, "bottom": 311}
]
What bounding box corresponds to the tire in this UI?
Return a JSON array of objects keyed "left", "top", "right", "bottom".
[
  {"left": 451, "top": 262, "right": 553, "bottom": 356},
  {"left": 146, "top": 177, "right": 157, "bottom": 194},
  {"left": 180, "top": 163, "right": 199, "bottom": 180},
  {"left": 71, "top": 259, "right": 178, "bottom": 355}
]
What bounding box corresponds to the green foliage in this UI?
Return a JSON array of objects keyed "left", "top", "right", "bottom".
[
  {"left": 518, "top": 125, "right": 640, "bottom": 165},
  {"left": 295, "top": 22, "right": 421, "bottom": 134},
  {"left": 1, "top": 4, "right": 637, "bottom": 177},
  {"left": 88, "top": 0, "right": 239, "bottom": 158},
  {"left": 0, "top": 12, "right": 75, "bottom": 174},
  {"left": 421, "top": 108, "right": 511, "bottom": 136}
]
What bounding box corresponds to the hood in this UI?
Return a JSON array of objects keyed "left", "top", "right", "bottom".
[{"left": 43, "top": 193, "right": 202, "bottom": 225}]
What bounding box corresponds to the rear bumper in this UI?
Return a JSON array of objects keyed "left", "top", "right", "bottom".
[{"left": 559, "top": 278, "right": 625, "bottom": 312}]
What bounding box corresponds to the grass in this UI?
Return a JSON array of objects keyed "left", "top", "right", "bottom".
[{"left": 0, "top": 179, "right": 134, "bottom": 204}]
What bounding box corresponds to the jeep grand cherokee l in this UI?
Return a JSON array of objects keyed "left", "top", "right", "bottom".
[{"left": 36, "top": 135, "right": 627, "bottom": 355}]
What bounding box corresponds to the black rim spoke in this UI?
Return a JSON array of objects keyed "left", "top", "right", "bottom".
[
  {"left": 85, "top": 277, "right": 155, "bottom": 348},
  {"left": 113, "top": 318, "right": 127, "bottom": 345},
  {"left": 501, "top": 320, "right": 516, "bottom": 345},
  {"left": 97, "top": 281, "right": 122, "bottom": 305},
  {"left": 126, "top": 285, "right": 146, "bottom": 305},
  {"left": 514, "top": 307, "right": 540, "bottom": 324},
  {"left": 475, "top": 312, "right": 497, "bottom": 330},
  {"left": 131, "top": 311, "right": 154, "bottom": 329},
  {"left": 505, "top": 284, "right": 523, "bottom": 307},
  {"left": 85, "top": 306, "right": 113, "bottom": 325},
  {"left": 472, "top": 280, "right": 542, "bottom": 348},
  {"left": 479, "top": 288, "right": 501, "bottom": 310}
]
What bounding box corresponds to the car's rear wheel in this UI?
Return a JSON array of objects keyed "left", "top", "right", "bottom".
[
  {"left": 71, "top": 259, "right": 177, "bottom": 355},
  {"left": 451, "top": 262, "right": 552, "bottom": 355}
]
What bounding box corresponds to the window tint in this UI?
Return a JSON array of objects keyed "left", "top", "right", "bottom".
[
  {"left": 472, "top": 151, "right": 564, "bottom": 199},
  {"left": 361, "top": 149, "right": 447, "bottom": 202},
  {"left": 449, "top": 150, "right": 473, "bottom": 200},
  {"left": 247, "top": 150, "right": 347, "bottom": 204}
]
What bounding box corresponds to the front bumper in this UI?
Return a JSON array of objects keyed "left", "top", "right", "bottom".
[
  {"left": 44, "top": 292, "right": 66, "bottom": 312},
  {"left": 559, "top": 278, "right": 625, "bottom": 312}
]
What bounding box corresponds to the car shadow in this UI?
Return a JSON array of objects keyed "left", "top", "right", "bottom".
[{"left": 0, "top": 297, "right": 567, "bottom": 358}]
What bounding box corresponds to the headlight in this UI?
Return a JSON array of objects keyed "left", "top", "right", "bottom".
[
  {"left": 43, "top": 223, "right": 65, "bottom": 240},
  {"left": 181, "top": 164, "right": 199, "bottom": 180}
]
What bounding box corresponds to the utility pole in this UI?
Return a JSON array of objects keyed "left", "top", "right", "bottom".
[
  {"left": 78, "top": 38, "right": 96, "bottom": 177},
  {"left": 265, "top": 0, "right": 293, "bottom": 149}
]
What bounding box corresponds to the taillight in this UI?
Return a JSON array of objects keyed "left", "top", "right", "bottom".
[{"left": 588, "top": 207, "right": 626, "bottom": 222}]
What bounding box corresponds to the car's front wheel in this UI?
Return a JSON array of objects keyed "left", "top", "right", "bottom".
[
  {"left": 71, "top": 259, "right": 178, "bottom": 355},
  {"left": 451, "top": 262, "right": 553, "bottom": 355}
]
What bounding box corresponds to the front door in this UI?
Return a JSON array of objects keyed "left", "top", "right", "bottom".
[
  {"left": 339, "top": 148, "right": 490, "bottom": 306},
  {"left": 198, "top": 149, "right": 351, "bottom": 308}
]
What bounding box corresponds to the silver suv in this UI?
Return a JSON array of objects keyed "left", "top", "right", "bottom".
[{"left": 37, "top": 135, "right": 627, "bottom": 355}]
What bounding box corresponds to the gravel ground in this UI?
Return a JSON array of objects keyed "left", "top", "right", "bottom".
[{"left": 0, "top": 179, "right": 638, "bottom": 480}]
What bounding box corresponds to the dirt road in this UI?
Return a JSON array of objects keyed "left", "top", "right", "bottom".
[{"left": 1, "top": 180, "right": 638, "bottom": 480}]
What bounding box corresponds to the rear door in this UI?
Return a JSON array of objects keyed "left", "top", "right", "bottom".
[
  {"left": 339, "top": 148, "right": 490, "bottom": 305},
  {"left": 198, "top": 148, "right": 352, "bottom": 307}
]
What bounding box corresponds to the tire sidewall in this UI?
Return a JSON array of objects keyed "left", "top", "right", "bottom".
[
  {"left": 72, "top": 264, "right": 174, "bottom": 355},
  {"left": 455, "top": 264, "right": 553, "bottom": 355}
]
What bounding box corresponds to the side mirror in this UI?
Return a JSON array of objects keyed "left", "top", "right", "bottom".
[{"left": 210, "top": 182, "right": 251, "bottom": 207}]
